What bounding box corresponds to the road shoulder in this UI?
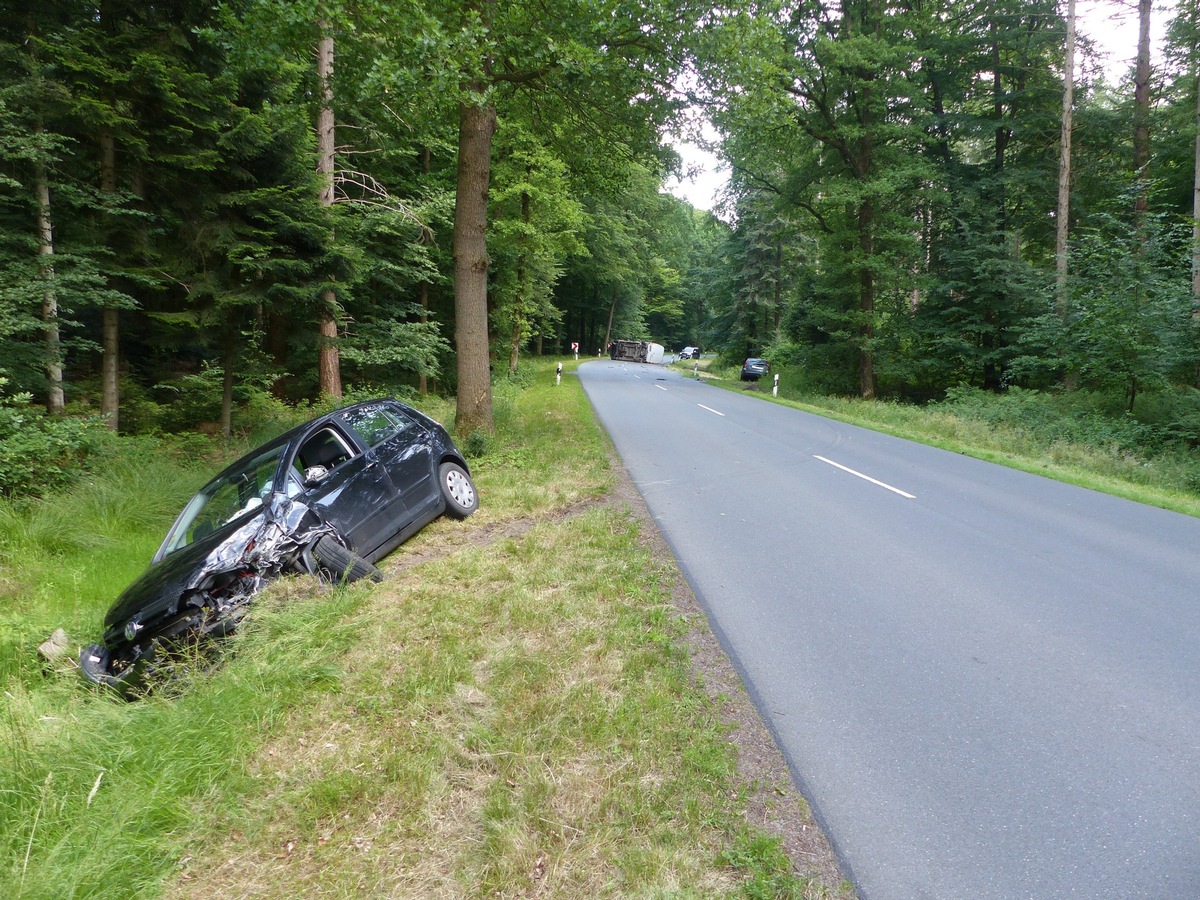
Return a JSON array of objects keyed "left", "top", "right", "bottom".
[{"left": 609, "top": 451, "right": 854, "bottom": 897}]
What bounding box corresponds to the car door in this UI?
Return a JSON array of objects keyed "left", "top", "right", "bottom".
[
  {"left": 337, "top": 402, "right": 437, "bottom": 523},
  {"left": 294, "top": 422, "right": 406, "bottom": 558}
]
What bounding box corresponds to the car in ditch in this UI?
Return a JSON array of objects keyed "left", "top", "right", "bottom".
[
  {"left": 79, "top": 398, "right": 478, "bottom": 693},
  {"left": 740, "top": 357, "right": 770, "bottom": 381}
]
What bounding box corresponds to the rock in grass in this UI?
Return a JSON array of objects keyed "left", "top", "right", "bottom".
[{"left": 38, "top": 628, "right": 73, "bottom": 670}]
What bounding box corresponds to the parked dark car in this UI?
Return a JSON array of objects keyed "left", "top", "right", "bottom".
[
  {"left": 80, "top": 398, "right": 477, "bottom": 693},
  {"left": 741, "top": 358, "right": 770, "bottom": 381}
]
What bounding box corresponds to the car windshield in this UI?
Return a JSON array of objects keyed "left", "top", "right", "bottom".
[{"left": 160, "top": 444, "right": 289, "bottom": 556}]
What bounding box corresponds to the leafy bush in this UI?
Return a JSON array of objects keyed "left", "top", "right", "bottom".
[
  {"left": 1011, "top": 213, "right": 1200, "bottom": 406},
  {"left": 1127, "top": 388, "right": 1200, "bottom": 450},
  {"left": 230, "top": 388, "right": 316, "bottom": 445},
  {"left": 759, "top": 338, "right": 860, "bottom": 396},
  {"left": 150, "top": 366, "right": 226, "bottom": 433},
  {"left": 461, "top": 428, "right": 495, "bottom": 458},
  {"left": 937, "top": 385, "right": 1200, "bottom": 499},
  {"left": 939, "top": 386, "right": 1147, "bottom": 449},
  {"left": 0, "top": 382, "right": 108, "bottom": 498}
]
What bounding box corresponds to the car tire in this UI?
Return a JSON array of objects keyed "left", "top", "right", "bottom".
[
  {"left": 312, "top": 534, "right": 383, "bottom": 584},
  {"left": 439, "top": 462, "right": 478, "bottom": 519}
]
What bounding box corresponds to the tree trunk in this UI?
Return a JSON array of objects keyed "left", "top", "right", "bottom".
[
  {"left": 34, "top": 133, "right": 64, "bottom": 415},
  {"left": 509, "top": 319, "right": 521, "bottom": 374},
  {"left": 99, "top": 123, "right": 120, "bottom": 430},
  {"left": 453, "top": 96, "right": 497, "bottom": 435},
  {"left": 1056, "top": 0, "right": 1076, "bottom": 316},
  {"left": 316, "top": 27, "right": 342, "bottom": 400},
  {"left": 604, "top": 288, "right": 616, "bottom": 352},
  {"left": 858, "top": 198, "right": 876, "bottom": 400},
  {"left": 1134, "top": 0, "right": 1152, "bottom": 221},
  {"left": 101, "top": 308, "right": 119, "bottom": 428},
  {"left": 509, "top": 188, "right": 531, "bottom": 376},
  {"left": 317, "top": 301, "right": 341, "bottom": 399}
]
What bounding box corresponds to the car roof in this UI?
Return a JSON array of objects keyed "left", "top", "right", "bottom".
[{"left": 203, "top": 398, "right": 404, "bottom": 483}]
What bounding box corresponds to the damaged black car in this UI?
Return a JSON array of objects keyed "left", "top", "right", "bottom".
[{"left": 80, "top": 398, "right": 477, "bottom": 693}]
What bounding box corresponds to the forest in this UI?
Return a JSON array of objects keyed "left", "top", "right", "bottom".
[{"left": 4, "top": 0, "right": 1200, "bottom": 499}]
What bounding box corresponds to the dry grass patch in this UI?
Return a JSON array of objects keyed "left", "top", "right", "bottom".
[{"left": 167, "top": 507, "right": 765, "bottom": 898}]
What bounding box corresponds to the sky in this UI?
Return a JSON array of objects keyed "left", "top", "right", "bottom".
[{"left": 664, "top": 0, "right": 1176, "bottom": 212}]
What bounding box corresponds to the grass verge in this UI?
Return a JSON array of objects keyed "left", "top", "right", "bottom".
[{"left": 1, "top": 359, "right": 851, "bottom": 899}]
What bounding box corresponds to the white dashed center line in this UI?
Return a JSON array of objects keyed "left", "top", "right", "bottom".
[{"left": 813, "top": 455, "right": 916, "bottom": 499}]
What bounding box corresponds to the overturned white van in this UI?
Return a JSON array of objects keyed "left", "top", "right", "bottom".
[{"left": 609, "top": 340, "right": 664, "bottom": 364}]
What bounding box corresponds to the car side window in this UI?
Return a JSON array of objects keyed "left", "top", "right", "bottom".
[
  {"left": 296, "top": 428, "right": 355, "bottom": 473},
  {"left": 283, "top": 469, "right": 305, "bottom": 498},
  {"left": 338, "top": 405, "right": 412, "bottom": 448}
]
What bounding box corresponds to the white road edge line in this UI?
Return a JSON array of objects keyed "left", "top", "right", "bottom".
[
  {"left": 698, "top": 404, "right": 725, "bottom": 417},
  {"left": 656, "top": 385, "right": 668, "bottom": 391},
  {"left": 813, "top": 455, "right": 916, "bottom": 499}
]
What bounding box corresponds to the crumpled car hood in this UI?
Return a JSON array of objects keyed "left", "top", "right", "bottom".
[{"left": 101, "top": 495, "right": 324, "bottom": 639}]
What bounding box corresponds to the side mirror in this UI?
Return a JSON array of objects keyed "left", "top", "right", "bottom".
[{"left": 303, "top": 465, "right": 330, "bottom": 487}]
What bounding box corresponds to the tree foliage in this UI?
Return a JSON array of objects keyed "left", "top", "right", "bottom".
[
  {"left": 0, "top": 0, "right": 1198, "bottom": 476},
  {"left": 693, "top": 0, "right": 1200, "bottom": 416}
]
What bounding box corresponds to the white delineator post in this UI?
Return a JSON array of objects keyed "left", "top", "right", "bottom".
[
  {"left": 773, "top": 374, "right": 779, "bottom": 397},
  {"left": 556, "top": 362, "right": 563, "bottom": 385}
]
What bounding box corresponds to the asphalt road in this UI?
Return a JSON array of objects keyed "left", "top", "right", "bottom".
[{"left": 577, "top": 359, "right": 1200, "bottom": 900}]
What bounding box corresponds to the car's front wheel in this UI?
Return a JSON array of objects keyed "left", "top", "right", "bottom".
[
  {"left": 439, "top": 462, "right": 478, "bottom": 519},
  {"left": 80, "top": 604, "right": 231, "bottom": 696},
  {"left": 312, "top": 534, "right": 382, "bottom": 584}
]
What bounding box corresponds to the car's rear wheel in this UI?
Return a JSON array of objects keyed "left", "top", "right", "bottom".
[
  {"left": 439, "top": 462, "right": 478, "bottom": 519},
  {"left": 312, "top": 533, "right": 382, "bottom": 584}
]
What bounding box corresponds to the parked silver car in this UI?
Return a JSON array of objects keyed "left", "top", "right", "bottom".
[{"left": 741, "top": 358, "right": 770, "bottom": 381}]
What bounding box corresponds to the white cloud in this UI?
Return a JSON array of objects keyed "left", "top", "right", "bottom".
[
  {"left": 663, "top": 139, "right": 726, "bottom": 212},
  {"left": 1078, "top": 0, "right": 1172, "bottom": 83}
]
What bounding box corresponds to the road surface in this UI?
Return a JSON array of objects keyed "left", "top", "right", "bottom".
[{"left": 578, "top": 359, "right": 1200, "bottom": 899}]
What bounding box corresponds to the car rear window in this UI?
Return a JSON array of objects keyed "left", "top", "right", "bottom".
[{"left": 339, "top": 404, "right": 414, "bottom": 447}]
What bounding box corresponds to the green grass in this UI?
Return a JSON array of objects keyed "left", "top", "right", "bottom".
[{"left": 0, "top": 358, "right": 846, "bottom": 900}]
